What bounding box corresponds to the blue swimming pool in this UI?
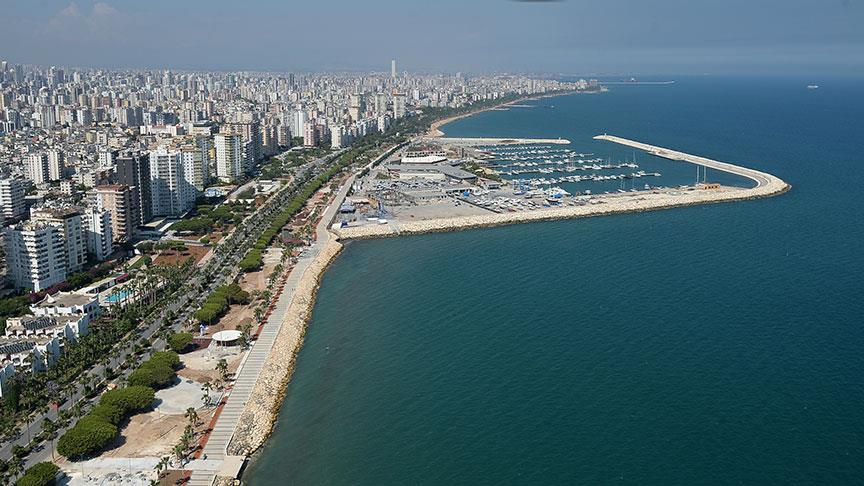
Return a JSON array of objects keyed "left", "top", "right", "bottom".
[{"left": 105, "top": 289, "right": 131, "bottom": 303}]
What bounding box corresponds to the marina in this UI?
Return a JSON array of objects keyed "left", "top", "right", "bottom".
[{"left": 332, "top": 134, "right": 789, "bottom": 239}]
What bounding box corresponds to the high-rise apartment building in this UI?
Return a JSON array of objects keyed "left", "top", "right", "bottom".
[
  {"left": 303, "top": 123, "right": 318, "bottom": 147},
  {"left": 226, "top": 120, "right": 262, "bottom": 168},
  {"left": 181, "top": 147, "right": 208, "bottom": 192},
  {"left": 114, "top": 154, "right": 150, "bottom": 225},
  {"left": 349, "top": 93, "right": 364, "bottom": 122},
  {"left": 46, "top": 149, "right": 65, "bottom": 180},
  {"left": 0, "top": 178, "right": 26, "bottom": 221},
  {"left": 82, "top": 207, "right": 113, "bottom": 261},
  {"left": 292, "top": 110, "right": 307, "bottom": 142},
  {"left": 393, "top": 92, "right": 407, "bottom": 119},
  {"left": 31, "top": 207, "right": 87, "bottom": 273},
  {"left": 91, "top": 184, "right": 134, "bottom": 242},
  {"left": 27, "top": 153, "right": 49, "bottom": 184},
  {"left": 214, "top": 133, "right": 243, "bottom": 182},
  {"left": 4, "top": 222, "right": 66, "bottom": 291},
  {"left": 149, "top": 147, "right": 194, "bottom": 217}
]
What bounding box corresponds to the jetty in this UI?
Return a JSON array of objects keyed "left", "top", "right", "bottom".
[
  {"left": 420, "top": 136, "right": 571, "bottom": 146},
  {"left": 592, "top": 135, "right": 782, "bottom": 190}
]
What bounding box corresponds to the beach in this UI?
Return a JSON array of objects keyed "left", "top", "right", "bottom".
[{"left": 427, "top": 90, "right": 581, "bottom": 137}]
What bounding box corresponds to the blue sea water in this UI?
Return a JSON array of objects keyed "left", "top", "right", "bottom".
[{"left": 245, "top": 76, "right": 864, "bottom": 485}]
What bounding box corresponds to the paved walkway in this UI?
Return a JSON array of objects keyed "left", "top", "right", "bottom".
[{"left": 188, "top": 175, "right": 354, "bottom": 486}]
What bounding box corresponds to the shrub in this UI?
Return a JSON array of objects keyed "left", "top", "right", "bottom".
[
  {"left": 57, "top": 416, "right": 118, "bottom": 459},
  {"left": 238, "top": 249, "right": 263, "bottom": 272},
  {"left": 15, "top": 461, "right": 60, "bottom": 486},
  {"left": 168, "top": 332, "right": 194, "bottom": 353}
]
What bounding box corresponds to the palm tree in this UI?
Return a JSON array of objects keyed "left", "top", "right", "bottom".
[
  {"left": 185, "top": 407, "right": 199, "bottom": 427},
  {"left": 7, "top": 457, "right": 23, "bottom": 479},
  {"left": 172, "top": 443, "right": 186, "bottom": 465},
  {"left": 154, "top": 455, "right": 170, "bottom": 479},
  {"left": 216, "top": 359, "right": 229, "bottom": 385},
  {"left": 201, "top": 381, "right": 213, "bottom": 407}
]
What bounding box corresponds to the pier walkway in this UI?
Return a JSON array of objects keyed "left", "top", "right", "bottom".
[
  {"left": 421, "top": 136, "right": 571, "bottom": 146},
  {"left": 593, "top": 135, "right": 784, "bottom": 190}
]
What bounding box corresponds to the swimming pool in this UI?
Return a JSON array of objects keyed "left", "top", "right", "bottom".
[{"left": 105, "top": 289, "right": 131, "bottom": 303}]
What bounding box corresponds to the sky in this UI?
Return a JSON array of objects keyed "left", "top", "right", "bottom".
[{"left": 1, "top": 0, "right": 862, "bottom": 75}]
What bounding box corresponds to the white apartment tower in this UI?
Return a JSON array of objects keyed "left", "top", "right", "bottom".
[
  {"left": 4, "top": 222, "right": 66, "bottom": 291},
  {"left": 27, "top": 153, "right": 49, "bottom": 184},
  {"left": 31, "top": 207, "right": 87, "bottom": 273},
  {"left": 47, "top": 149, "right": 65, "bottom": 180},
  {"left": 26, "top": 150, "right": 64, "bottom": 183},
  {"left": 181, "top": 147, "right": 208, "bottom": 192},
  {"left": 214, "top": 133, "right": 243, "bottom": 182},
  {"left": 0, "top": 178, "right": 26, "bottom": 220},
  {"left": 149, "top": 147, "right": 195, "bottom": 217},
  {"left": 392, "top": 92, "right": 407, "bottom": 119}
]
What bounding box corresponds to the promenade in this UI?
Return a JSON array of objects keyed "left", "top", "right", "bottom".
[{"left": 186, "top": 175, "right": 354, "bottom": 486}]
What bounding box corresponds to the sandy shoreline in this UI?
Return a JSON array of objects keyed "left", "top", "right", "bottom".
[{"left": 427, "top": 90, "right": 581, "bottom": 137}]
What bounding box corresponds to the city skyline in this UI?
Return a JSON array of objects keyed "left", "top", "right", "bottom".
[{"left": 0, "top": 0, "right": 862, "bottom": 75}]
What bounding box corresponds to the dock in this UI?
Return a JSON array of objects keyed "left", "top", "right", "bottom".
[
  {"left": 421, "top": 136, "right": 571, "bottom": 146},
  {"left": 592, "top": 134, "right": 783, "bottom": 190}
]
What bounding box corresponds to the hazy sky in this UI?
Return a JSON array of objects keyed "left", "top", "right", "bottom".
[{"left": 2, "top": 0, "right": 862, "bottom": 74}]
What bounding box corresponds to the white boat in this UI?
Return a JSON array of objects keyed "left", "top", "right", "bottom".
[{"left": 807, "top": 85, "right": 819, "bottom": 90}]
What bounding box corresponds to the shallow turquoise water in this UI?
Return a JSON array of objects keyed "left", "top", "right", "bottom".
[{"left": 246, "top": 76, "right": 864, "bottom": 484}]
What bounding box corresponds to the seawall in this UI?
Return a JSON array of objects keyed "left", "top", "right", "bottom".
[{"left": 227, "top": 239, "right": 344, "bottom": 456}]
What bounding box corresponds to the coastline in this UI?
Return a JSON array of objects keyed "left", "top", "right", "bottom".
[
  {"left": 427, "top": 90, "right": 583, "bottom": 137},
  {"left": 221, "top": 101, "right": 790, "bottom": 480},
  {"left": 227, "top": 238, "right": 344, "bottom": 456}
]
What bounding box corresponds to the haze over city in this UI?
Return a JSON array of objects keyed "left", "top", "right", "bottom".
[{"left": 1, "top": 0, "right": 862, "bottom": 74}]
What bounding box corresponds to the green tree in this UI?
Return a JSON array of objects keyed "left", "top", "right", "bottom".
[
  {"left": 168, "top": 332, "right": 194, "bottom": 353},
  {"left": 15, "top": 461, "right": 60, "bottom": 486},
  {"left": 57, "top": 416, "right": 118, "bottom": 459},
  {"left": 99, "top": 386, "right": 156, "bottom": 415}
]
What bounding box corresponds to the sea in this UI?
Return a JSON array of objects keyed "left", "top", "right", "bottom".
[{"left": 245, "top": 76, "right": 864, "bottom": 484}]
